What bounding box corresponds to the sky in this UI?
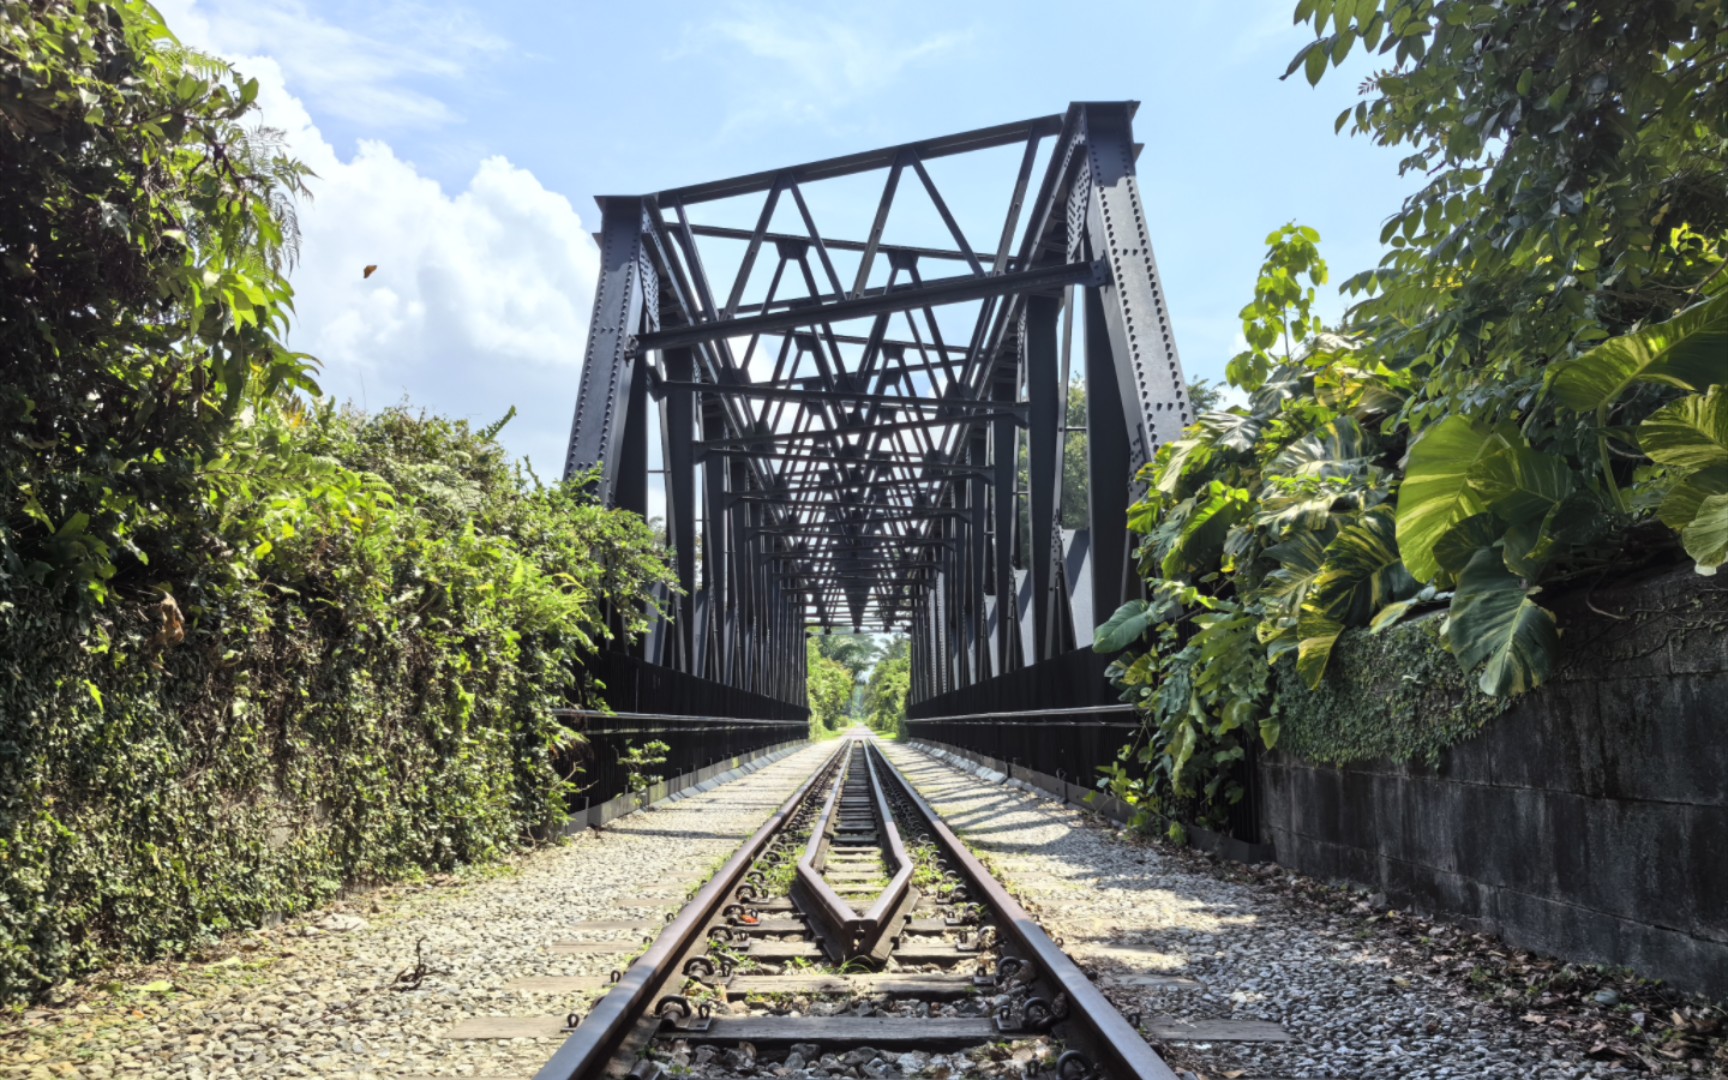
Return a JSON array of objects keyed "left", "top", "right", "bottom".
[{"left": 151, "top": 0, "right": 1417, "bottom": 479}]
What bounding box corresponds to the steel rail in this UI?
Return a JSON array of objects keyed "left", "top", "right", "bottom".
[
  {"left": 792, "top": 740, "right": 916, "bottom": 964},
  {"left": 532, "top": 743, "right": 847, "bottom": 1080},
  {"left": 856, "top": 741, "right": 917, "bottom": 942},
  {"left": 550, "top": 708, "right": 808, "bottom": 728},
  {"left": 904, "top": 703, "right": 1138, "bottom": 722},
  {"left": 789, "top": 751, "right": 860, "bottom": 959},
  {"left": 866, "top": 741, "right": 1182, "bottom": 1080}
]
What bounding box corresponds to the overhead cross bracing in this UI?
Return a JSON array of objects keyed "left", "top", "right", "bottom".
[{"left": 564, "top": 102, "right": 1192, "bottom": 710}]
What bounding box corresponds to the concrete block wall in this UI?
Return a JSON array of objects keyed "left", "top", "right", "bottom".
[{"left": 1259, "top": 568, "right": 1728, "bottom": 996}]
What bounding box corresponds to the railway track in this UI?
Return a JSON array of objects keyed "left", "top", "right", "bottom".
[{"left": 534, "top": 734, "right": 1179, "bottom": 1080}]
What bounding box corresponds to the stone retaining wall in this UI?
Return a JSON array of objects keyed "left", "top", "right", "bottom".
[{"left": 1259, "top": 568, "right": 1728, "bottom": 996}]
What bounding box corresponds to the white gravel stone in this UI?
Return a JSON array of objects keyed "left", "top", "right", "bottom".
[{"left": 880, "top": 741, "right": 1674, "bottom": 1080}]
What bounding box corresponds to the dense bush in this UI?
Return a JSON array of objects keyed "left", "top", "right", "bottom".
[
  {"left": 1097, "top": 0, "right": 1727, "bottom": 834},
  {"left": 806, "top": 636, "right": 858, "bottom": 734},
  {"left": 0, "top": 2, "right": 670, "bottom": 1000},
  {"left": 861, "top": 637, "right": 911, "bottom": 738}
]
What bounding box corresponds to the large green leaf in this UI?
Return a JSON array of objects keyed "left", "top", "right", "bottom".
[
  {"left": 1267, "top": 416, "right": 1371, "bottom": 479},
  {"left": 1549, "top": 291, "right": 1728, "bottom": 412},
  {"left": 1640, "top": 386, "right": 1728, "bottom": 473},
  {"left": 1431, "top": 512, "right": 1502, "bottom": 574},
  {"left": 1258, "top": 529, "right": 1332, "bottom": 659},
  {"left": 1160, "top": 483, "right": 1251, "bottom": 579},
  {"left": 1445, "top": 548, "right": 1561, "bottom": 696},
  {"left": 1156, "top": 411, "right": 1262, "bottom": 495},
  {"left": 1681, "top": 493, "right": 1728, "bottom": 576},
  {"left": 1657, "top": 464, "right": 1728, "bottom": 529},
  {"left": 1468, "top": 443, "right": 1577, "bottom": 524},
  {"left": 1395, "top": 417, "right": 1508, "bottom": 582},
  {"left": 1296, "top": 507, "right": 1418, "bottom": 687},
  {"left": 1503, "top": 491, "right": 1606, "bottom": 578},
  {"left": 1094, "top": 600, "right": 1153, "bottom": 654}
]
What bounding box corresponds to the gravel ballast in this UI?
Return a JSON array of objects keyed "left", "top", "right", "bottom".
[
  {"left": 881, "top": 741, "right": 1712, "bottom": 1080},
  {"left": 6, "top": 735, "right": 1719, "bottom": 1079}
]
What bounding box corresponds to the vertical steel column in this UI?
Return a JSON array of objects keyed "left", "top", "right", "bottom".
[
  {"left": 990, "top": 374, "right": 1021, "bottom": 676},
  {"left": 966, "top": 427, "right": 990, "bottom": 683},
  {"left": 701, "top": 403, "right": 730, "bottom": 682},
  {"left": 1076, "top": 103, "right": 1194, "bottom": 471},
  {"left": 1085, "top": 286, "right": 1133, "bottom": 631},
  {"left": 661, "top": 349, "right": 698, "bottom": 672},
  {"left": 615, "top": 364, "right": 652, "bottom": 659},
  {"left": 565, "top": 197, "right": 650, "bottom": 499},
  {"left": 1023, "top": 295, "right": 1064, "bottom": 662}
]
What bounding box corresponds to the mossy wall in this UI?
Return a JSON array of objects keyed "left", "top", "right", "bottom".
[
  {"left": 1259, "top": 568, "right": 1728, "bottom": 996},
  {"left": 1272, "top": 615, "right": 1508, "bottom": 768}
]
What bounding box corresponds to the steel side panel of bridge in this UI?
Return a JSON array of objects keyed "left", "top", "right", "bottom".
[{"left": 563, "top": 102, "right": 1190, "bottom": 719}]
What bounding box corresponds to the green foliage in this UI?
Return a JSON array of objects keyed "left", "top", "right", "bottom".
[
  {"left": 1097, "top": 0, "right": 1728, "bottom": 831},
  {"left": 1296, "top": 0, "right": 1728, "bottom": 380},
  {"left": 805, "top": 636, "right": 857, "bottom": 734},
  {"left": 1550, "top": 290, "right": 1728, "bottom": 414},
  {"left": 809, "top": 631, "right": 884, "bottom": 675},
  {"left": 0, "top": 405, "right": 671, "bottom": 1003},
  {"left": 2, "top": 0, "right": 318, "bottom": 608},
  {"left": 861, "top": 636, "right": 910, "bottom": 737},
  {"left": 1227, "top": 224, "right": 1328, "bottom": 392},
  {"left": 1445, "top": 548, "right": 1561, "bottom": 695},
  {"left": 1641, "top": 384, "right": 1728, "bottom": 574},
  {"left": 0, "top": 1, "right": 673, "bottom": 1003},
  {"left": 620, "top": 740, "right": 672, "bottom": 807}
]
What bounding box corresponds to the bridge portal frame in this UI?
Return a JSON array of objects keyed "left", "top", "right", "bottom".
[{"left": 565, "top": 102, "right": 1192, "bottom": 713}]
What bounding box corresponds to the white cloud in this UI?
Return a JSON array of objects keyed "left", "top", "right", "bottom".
[
  {"left": 155, "top": 0, "right": 505, "bottom": 129},
  {"left": 681, "top": 6, "right": 970, "bottom": 133},
  {"left": 155, "top": 2, "right": 599, "bottom": 475}
]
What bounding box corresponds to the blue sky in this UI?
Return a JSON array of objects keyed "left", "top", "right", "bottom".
[{"left": 156, "top": 0, "right": 1414, "bottom": 477}]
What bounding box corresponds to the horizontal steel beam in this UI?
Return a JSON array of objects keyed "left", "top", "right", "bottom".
[
  {"left": 654, "top": 380, "right": 1020, "bottom": 414},
  {"left": 640, "top": 260, "right": 1102, "bottom": 351},
  {"left": 698, "top": 410, "right": 1020, "bottom": 449},
  {"left": 699, "top": 448, "right": 984, "bottom": 473},
  {"left": 652, "top": 113, "right": 1063, "bottom": 205},
  {"left": 686, "top": 224, "right": 976, "bottom": 264}
]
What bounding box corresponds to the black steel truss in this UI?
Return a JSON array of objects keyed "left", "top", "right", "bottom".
[{"left": 565, "top": 102, "right": 1192, "bottom": 710}]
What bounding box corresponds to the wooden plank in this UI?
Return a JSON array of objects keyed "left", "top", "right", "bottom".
[
  {"left": 887, "top": 944, "right": 971, "bottom": 964},
  {"left": 744, "top": 899, "right": 796, "bottom": 913},
  {"left": 503, "top": 976, "right": 616, "bottom": 993},
  {"left": 446, "top": 1016, "right": 565, "bottom": 1040},
  {"left": 1141, "top": 1018, "right": 1292, "bottom": 1043},
  {"left": 902, "top": 918, "right": 951, "bottom": 934},
  {"left": 550, "top": 941, "right": 636, "bottom": 955},
  {"left": 738, "top": 918, "right": 807, "bottom": 934},
  {"left": 568, "top": 920, "right": 656, "bottom": 932},
  {"left": 1101, "top": 974, "right": 1203, "bottom": 991},
  {"left": 728, "top": 974, "right": 979, "bottom": 999},
  {"left": 676, "top": 1016, "right": 998, "bottom": 1048},
  {"left": 748, "top": 941, "right": 824, "bottom": 960}
]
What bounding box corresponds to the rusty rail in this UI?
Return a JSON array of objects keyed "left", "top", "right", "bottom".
[
  {"left": 866, "top": 741, "right": 1182, "bottom": 1080},
  {"left": 532, "top": 742, "right": 847, "bottom": 1080},
  {"left": 792, "top": 737, "right": 916, "bottom": 964}
]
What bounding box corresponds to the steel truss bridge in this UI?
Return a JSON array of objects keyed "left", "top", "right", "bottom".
[{"left": 563, "top": 101, "right": 1191, "bottom": 743}]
